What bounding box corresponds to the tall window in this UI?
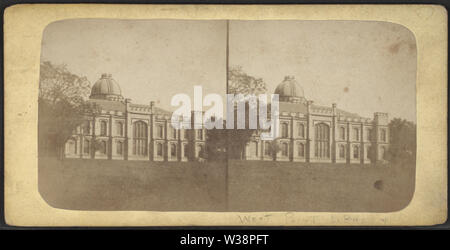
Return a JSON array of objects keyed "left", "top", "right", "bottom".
[
  {"left": 298, "top": 123, "right": 305, "bottom": 138},
  {"left": 157, "top": 143, "right": 163, "bottom": 157},
  {"left": 381, "top": 146, "right": 386, "bottom": 160},
  {"left": 297, "top": 143, "right": 304, "bottom": 157},
  {"left": 353, "top": 145, "right": 360, "bottom": 159},
  {"left": 83, "top": 121, "right": 91, "bottom": 135},
  {"left": 100, "top": 141, "right": 107, "bottom": 154},
  {"left": 197, "top": 130, "right": 203, "bottom": 140},
  {"left": 116, "top": 141, "right": 123, "bottom": 155},
  {"left": 183, "top": 144, "right": 188, "bottom": 158},
  {"left": 100, "top": 120, "right": 107, "bottom": 136},
  {"left": 353, "top": 127, "right": 359, "bottom": 141},
  {"left": 133, "top": 121, "right": 147, "bottom": 156},
  {"left": 380, "top": 129, "right": 387, "bottom": 142},
  {"left": 157, "top": 124, "right": 164, "bottom": 138},
  {"left": 281, "top": 123, "right": 289, "bottom": 138},
  {"left": 172, "top": 128, "right": 177, "bottom": 139},
  {"left": 170, "top": 143, "right": 177, "bottom": 157},
  {"left": 315, "top": 123, "right": 330, "bottom": 158},
  {"left": 366, "top": 128, "right": 372, "bottom": 141},
  {"left": 250, "top": 142, "right": 258, "bottom": 156},
  {"left": 116, "top": 122, "right": 123, "bottom": 136},
  {"left": 340, "top": 127, "right": 346, "bottom": 140},
  {"left": 281, "top": 143, "right": 288, "bottom": 156},
  {"left": 66, "top": 139, "right": 77, "bottom": 154},
  {"left": 367, "top": 146, "right": 372, "bottom": 159},
  {"left": 83, "top": 139, "right": 90, "bottom": 154},
  {"left": 339, "top": 144, "right": 345, "bottom": 159},
  {"left": 264, "top": 142, "right": 271, "bottom": 156},
  {"left": 198, "top": 145, "right": 205, "bottom": 158}
]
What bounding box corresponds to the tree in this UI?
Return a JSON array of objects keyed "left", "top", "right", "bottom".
[
  {"left": 228, "top": 65, "right": 267, "bottom": 96},
  {"left": 387, "top": 118, "right": 416, "bottom": 165},
  {"left": 38, "top": 61, "right": 97, "bottom": 159}
]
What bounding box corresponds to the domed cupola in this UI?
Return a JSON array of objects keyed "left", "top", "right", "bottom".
[
  {"left": 274, "top": 76, "right": 306, "bottom": 103},
  {"left": 90, "top": 73, "right": 124, "bottom": 101}
]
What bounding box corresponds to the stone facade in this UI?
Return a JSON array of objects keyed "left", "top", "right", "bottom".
[{"left": 65, "top": 74, "right": 389, "bottom": 164}]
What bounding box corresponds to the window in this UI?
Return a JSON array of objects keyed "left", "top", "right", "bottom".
[
  {"left": 100, "top": 141, "right": 107, "bottom": 154},
  {"left": 66, "top": 139, "right": 77, "bottom": 154},
  {"left": 183, "top": 144, "right": 188, "bottom": 158},
  {"left": 197, "top": 130, "right": 203, "bottom": 140},
  {"left": 353, "top": 145, "right": 359, "bottom": 159},
  {"left": 315, "top": 123, "right": 330, "bottom": 158},
  {"left": 157, "top": 124, "right": 164, "bottom": 138},
  {"left": 297, "top": 143, "right": 304, "bottom": 157},
  {"left": 83, "top": 121, "right": 91, "bottom": 135},
  {"left": 264, "top": 142, "right": 271, "bottom": 156},
  {"left": 170, "top": 143, "right": 177, "bottom": 157},
  {"left": 281, "top": 123, "right": 289, "bottom": 138},
  {"left": 366, "top": 128, "right": 372, "bottom": 141},
  {"left": 198, "top": 145, "right": 205, "bottom": 158},
  {"left": 281, "top": 143, "right": 288, "bottom": 156},
  {"left": 133, "top": 121, "right": 147, "bottom": 156},
  {"left": 380, "top": 129, "right": 387, "bottom": 142},
  {"left": 83, "top": 139, "right": 90, "bottom": 154},
  {"left": 116, "top": 141, "right": 123, "bottom": 155},
  {"left": 367, "top": 146, "right": 372, "bottom": 159},
  {"left": 340, "top": 127, "right": 346, "bottom": 140},
  {"left": 250, "top": 142, "right": 258, "bottom": 156},
  {"left": 298, "top": 123, "right": 305, "bottom": 138},
  {"left": 116, "top": 122, "right": 123, "bottom": 136},
  {"left": 172, "top": 128, "right": 177, "bottom": 139},
  {"left": 339, "top": 144, "right": 345, "bottom": 159},
  {"left": 381, "top": 146, "right": 386, "bottom": 160},
  {"left": 353, "top": 127, "right": 359, "bottom": 141},
  {"left": 100, "top": 120, "right": 107, "bottom": 136},
  {"left": 157, "top": 143, "right": 163, "bottom": 157},
  {"left": 182, "top": 130, "right": 187, "bottom": 139}
]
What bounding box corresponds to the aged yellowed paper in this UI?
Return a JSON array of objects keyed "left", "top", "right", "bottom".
[{"left": 4, "top": 4, "right": 447, "bottom": 226}]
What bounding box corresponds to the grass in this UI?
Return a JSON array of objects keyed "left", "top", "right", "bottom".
[{"left": 38, "top": 157, "right": 415, "bottom": 212}]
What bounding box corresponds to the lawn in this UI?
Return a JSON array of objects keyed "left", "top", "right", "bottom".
[{"left": 38, "top": 157, "right": 415, "bottom": 212}]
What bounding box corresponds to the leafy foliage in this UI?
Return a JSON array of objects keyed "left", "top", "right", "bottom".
[
  {"left": 228, "top": 65, "right": 267, "bottom": 96},
  {"left": 387, "top": 118, "right": 416, "bottom": 165},
  {"left": 38, "top": 61, "right": 97, "bottom": 158}
]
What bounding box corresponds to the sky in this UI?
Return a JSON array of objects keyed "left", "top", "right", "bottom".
[{"left": 41, "top": 19, "right": 416, "bottom": 122}]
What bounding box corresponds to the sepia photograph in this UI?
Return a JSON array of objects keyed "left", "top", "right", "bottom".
[{"left": 38, "top": 19, "right": 417, "bottom": 212}]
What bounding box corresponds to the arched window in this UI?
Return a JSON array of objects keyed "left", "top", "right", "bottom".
[
  {"left": 116, "top": 141, "right": 123, "bottom": 155},
  {"left": 340, "top": 127, "right": 346, "bottom": 140},
  {"left": 170, "top": 143, "right": 177, "bottom": 157},
  {"left": 297, "top": 143, "right": 305, "bottom": 157},
  {"left": 133, "top": 121, "right": 147, "bottom": 156},
  {"left": 183, "top": 144, "right": 188, "bottom": 158},
  {"left": 353, "top": 127, "right": 359, "bottom": 141},
  {"left": 281, "top": 142, "right": 288, "bottom": 156},
  {"left": 83, "top": 139, "right": 90, "bottom": 154},
  {"left": 353, "top": 145, "right": 359, "bottom": 159},
  {"left": 339, "top": 144, "right": 345, "bottom": 159},
  {"left": 281, "top": 123, "right": 289, "bottom": 138},
  {"left": 264, "top": 142, "right": 271, "bottom": 156},
  {"left": 298, "top": 123, "right": 305, "bottom": 138},
  {"left": 66, "top": 139, "right": 77, "bottom": 155},
  {"left": 315, "top": 123, "right": 330, "bottom": 158},
  {"left": 156, "top": 143, "right": 163, "bottom": 157},
  {"left": 116, "top": 122, "right": 123, "bottom": 136},
  {"left": 100, "top": 120, "right": 107, "bottom": 136}
]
